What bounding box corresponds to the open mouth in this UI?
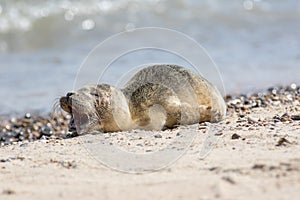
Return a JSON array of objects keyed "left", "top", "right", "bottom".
[
  {"left": 69, "top": 117, "right": 77, "bottom": 133},
  {"left": 69, "top": 110, "right": 90, "bottom": 134}
]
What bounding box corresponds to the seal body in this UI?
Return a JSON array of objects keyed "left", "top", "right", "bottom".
[{"left": 60, "top": 65, "right": 226, "bottom": 133}]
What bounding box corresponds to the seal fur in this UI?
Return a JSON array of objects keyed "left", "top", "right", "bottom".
[{"left": 60, "top": 65, "right": 226, "bottom": 133}]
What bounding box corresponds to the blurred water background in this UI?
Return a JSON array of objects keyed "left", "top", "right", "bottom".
[{"left": 0, "top": 0, "right": 299, "bottom": 114}]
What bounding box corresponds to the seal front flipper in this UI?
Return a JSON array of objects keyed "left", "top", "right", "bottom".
[{"left": 125, "top": 82, "right": 181, "bottom": 130}]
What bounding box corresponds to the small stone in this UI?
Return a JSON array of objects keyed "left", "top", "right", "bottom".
[
  {"left": 21, "top": 118, "right": 31, "bottom": 124},
  {"left": 46, "top": 123, "right": 52, "bottom": 127},
  {"left": 290, "top": 83, "right": 297, "bottom": 90},
  {"left": 32, "top": 124, "right": 39, "bottom": 131},
  {"left": 280, "top": 113, "right": 291, "bottom": 122},
  {"left": 2, "top": 189, "right": 15, "bottom": 195},
  {"left": 236, "top": 119, "right": 247, "bottom": 123},
  {"left": 16, "top": 156, "right": 25, "bottom": 161},
  {"left": 231, "top": 133, "right": 241, "bottom": 140},
  {"left": 2, "top": 141, "right": 12, "bottom": 146},
  {"left": 239, "top": 113, "right": 245, "bottom": 118},
  {"left": 8, "top": 137, "right": 18, "bottom": 143},
  {"left": 222, "top": 176, "right": 236, "bottom": 185},
  {"left": 33, "top": 132, "right": 42, "bottom": 139},
  {"left": 24, "top": 113, "right": 31, "bottom": 119},
  {"left": 208, "top": 167, "right": 220, "bottom": 171},
  {"left": 272, "top": 101, "right": 281, "bottom": 106},
  {"left": 10, "top": 117, "right": 17, "bottom": 123},
  {"left": 291, "top": 115, "right": 300, "bottom": 120},
  {"left": 64, "top": 132, "right": 79, "bottom": 138},
  {"left": 40, "top": 135, "right": 49, "bottom": 140},
  {"left": 230, "top": 99, "right": 241, "bottom": 105},
  {"left": 41, "top": 127, "right": 53, "bottom": 136},
  {"left": 293, "top": 100, "right": 299, "bottom": 106},
  {"left": 19, "top": 143, "right": 28, "bottom": 147},
  {"left": 154, "top": 134, "right": 162, "bottom": 138},
  {"left": 215, "top": 131, "right": 223, "bottom": 136},
  {"left": 248, "top": 116, "right": 259, "bottom": 123},
  {"left": 276, "top": 137, "right": 291, "bottom": 146},
  {"left": 4, "top": 124, "right": 11, "bottom": 131},
  {"left": 36, "top": 122, "right": 43, "bottom": 128},
  {"left": 252, "top": 164, "right": 265, "bottom": 169}
]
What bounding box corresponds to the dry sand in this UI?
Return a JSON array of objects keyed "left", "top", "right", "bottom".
[{"left": 1, "top": 100, "right": 300, "bottom": 199}]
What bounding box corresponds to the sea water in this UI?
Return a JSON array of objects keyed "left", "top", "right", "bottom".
[{"left": 0, "top": 0, "right": 299, "bottom": 114}]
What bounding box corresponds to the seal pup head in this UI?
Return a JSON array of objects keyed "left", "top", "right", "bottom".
[{"left": 59, "top": 84, "right": 133, "bottom": 133}]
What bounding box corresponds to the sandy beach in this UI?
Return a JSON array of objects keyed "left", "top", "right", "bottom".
[
  {"left": 1, "top": 86, "right": 300, "bottom": 200},
  {"left": 1, "top": 1, "right": 300, "bottom": 199}
]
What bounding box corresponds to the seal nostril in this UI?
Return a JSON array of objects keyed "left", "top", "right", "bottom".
[{"left": 66, "top": 92, "right": 75, "bottom": 98}]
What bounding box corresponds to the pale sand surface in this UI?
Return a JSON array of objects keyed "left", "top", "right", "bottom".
[{"left": 1, "top": 104, "right": 300, "bottom": 200}]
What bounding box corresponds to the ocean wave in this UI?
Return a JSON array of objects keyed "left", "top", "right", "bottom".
[{"left": 0, "top": 0, "right": 299, "bottom": 52}]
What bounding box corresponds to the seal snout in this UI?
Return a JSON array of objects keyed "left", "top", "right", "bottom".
[{"left": 60, "top": 92, "right": 75, "bottom": 113}]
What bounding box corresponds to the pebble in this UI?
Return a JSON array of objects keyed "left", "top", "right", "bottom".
[
  {"left": 222, "top": 176, "right": 236, "bottom": 185},
  {"left": 226, "top": 84, "right": 299, "bottom": 111},
  {"left": 2, "top": 189, "right": 15, "bottom": 195},
  {"left": 248, "top": 116, "right": 259, "bottom": 123},
  {"left": 252, "top": 164, "right": 265, "bottom": 169},
  {"left": 24, "top": 113, "right": 31, "bottom": 119},
  {"left": 41, "top": 127, "right": 53, "bottom": 136},
  {"left": 198, "top": 126, "right": 207, "bottom": 130},
  {"left": 276, "top": 137, "right": 291, "bottom": 146},
  {"left": 0, "top": 113, "right": 70, "bottom": 146},
  {"left": 231, "top": 133, "right": 241, "bottom": 140},
  {"left": 215, "top": 131, "right": 223, "bottom": 136},
  {"left": 291, "top": 115, "right": 300, "bottom": 120},
  {"left": 19, "top": 143, "right": 28, "bottom": 147}
]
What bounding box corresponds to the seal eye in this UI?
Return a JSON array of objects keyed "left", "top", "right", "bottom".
[{"left": 91, "top": 93, "right": 99, "bottom": 97}]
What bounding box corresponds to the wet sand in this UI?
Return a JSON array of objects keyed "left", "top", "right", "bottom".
[{"left": 0, "top": 85, "right": 300, "bottom": 200}]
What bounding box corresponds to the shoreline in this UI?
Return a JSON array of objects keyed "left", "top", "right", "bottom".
[
  {"left": 0, "top": 84, "right": 300, "bottom": 199},
  {"left": 1, "top": 84, "right": 299, "bottom": 147}
]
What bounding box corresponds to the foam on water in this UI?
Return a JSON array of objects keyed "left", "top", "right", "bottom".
[{"left": 0, "top": 0, "right": 299, "bottom": 113}]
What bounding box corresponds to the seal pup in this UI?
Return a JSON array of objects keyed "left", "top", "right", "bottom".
[{"left": 60, "top": 65, "right": 226, "bottom": 133}]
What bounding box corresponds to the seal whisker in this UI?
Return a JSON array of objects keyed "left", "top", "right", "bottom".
[{"left": 51, "top": 98, "right": 63, "bottom": 118}]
